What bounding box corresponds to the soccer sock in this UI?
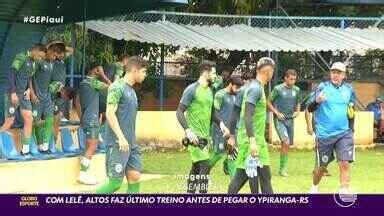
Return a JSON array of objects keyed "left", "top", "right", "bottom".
[
  {"left": 80, "top": 156, "right": 91, "bottom": 172},
  {"left": 208, "top": 152, "right": 223, "bottom": 168},
  {"left": 34, "top": 125, "right": 44, "bottom": 145},
  {"left": 227, "top": 159, "right": 237, "bottom": 177},
  {"left": 43, "top": 116, "right": 54, "bottom": 146},
  {"left": 21, "top": 136, "right": 32, "bottom": 153},
  {"left": 280, "top": 153, "right": 288, "bottom": 171},
  {"left": 127, "top": 182, "right": 140, "bottom": 194},
  {"left": 95, "top": 178, "right": 123, "bottom": 194}
]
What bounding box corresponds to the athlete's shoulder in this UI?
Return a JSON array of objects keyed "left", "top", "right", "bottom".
[
  {"left": 80, "top": 76, "right": 92, "bottom": 85},
  {"left": 184, "top": 81, "right": 199, "bottom": 94},
  {"left": 11, "top": 52, "right": 29, "bottom": 70},
  {"left": 292, "top": 85, "right": 301, "bottom": 92},
  {"left": 109, "top": 79, "right": 125, "bottom": 89},
  {"left": 14, "top": 51, "right": 28, "bottom": 60},
  {"left": 246, "top": 81, "right": 263, "bottom": 96},
  {"left": 317, "top": 81, "right": 330, "bottom": 90},
  {"left": 274, "top": 83, "right": 284, "bottom": 89},
  {"left": 342, "top": 82, "right": 354, "bottom": 89},
  {"left": 215, "top": 88, "right": 226, "bottom": 96},
  {"left": 107, "top": 79, "right": 126, "bottom": 105},
  {"left": 249, "top": 80, "right": 263, "bottom": 90}
]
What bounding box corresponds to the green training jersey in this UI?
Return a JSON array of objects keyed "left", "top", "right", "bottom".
[
  {"left": 270, "top": 83, "right": 301, "bottom": 118},
  {"left": 11, "top": 51, "right": 30, "bottom": 72},
  {"left": 32, "top": 60, "right": 55, "bottom": 99},
  {"left": 236, "top": 80, "right": 270, "bottom": 168},
  {"left": 14, "top": 62, "right": 38, "bottom": 95},
  {"left": 211, "top": 75, "right": 223, "bottom": 95},
  {"left": 211, "top": 88, "right": 235, "bottom": 147},
  {"left": 180, "top": 81, "right": 213, "bottom": 162},
  {"left": 12, "top": 51, "right": 38, "bottom": 94},
  {"left": 104, "top": 79, "right": 138, "bottom": 148},
  {"left": 49, "top": 60, "right": 67, "bottom": 96}
]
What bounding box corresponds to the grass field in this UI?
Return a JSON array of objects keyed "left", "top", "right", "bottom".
[{"left": 113, "top": 147, "right": 384, "bottom": 194}]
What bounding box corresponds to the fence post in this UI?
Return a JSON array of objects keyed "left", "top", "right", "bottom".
[
  {"left": 340, "top": 19, "right": 345, "bottom": 29},
  {"left": 70, "top": 24, "right": 76, "bottom": 88},
  {"left": 81, "top": 0, "right": 87, "bottom": 79},
  {"left": 159, "top": 44, "right": 165, "bottom": 111}
]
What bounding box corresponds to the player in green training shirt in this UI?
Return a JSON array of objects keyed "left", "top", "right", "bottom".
[
  {"left": 209, "top": 74, "right": 243, "bottom": 178},
  {"left": 0, "top": 44, "right": 46, "bottom": 155},
  {"left": 225, "top": 67, "right": 255, "bottom": 175},
  {"left": 267, "top": 69, "right": 301, "bottom": 177},
  {"left": 96, "top": 56, "right": 147, "bottom": 194},
  {"left": 78, "top": 64, "right": 111, "bottom": 185},
  {"left": 176, "top": 60, "right": 230, "bottom": 194},
  {"left": 98, "top": 54, "right": 129, "bottom": 142},
  {"left": 228, "top": 57, "right": 275, "bottom": 194},
  {"left": 48, "top": 42, "right": 75, "bottom": 139},
  {"left": 30, "top": 43, "right": 66, "bottom": 153}
]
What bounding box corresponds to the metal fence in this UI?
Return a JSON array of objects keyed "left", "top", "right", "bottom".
[
  {"left": 108, "top": 11, "right": 384, "bottom": 28},
  {"left": 45, "top": 11, "right": 384, "bottom": 111}
]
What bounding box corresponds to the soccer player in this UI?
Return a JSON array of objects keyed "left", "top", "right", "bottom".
[
  {"left": 0, "top": 44, "right": 46, "bottom": 155},
  {"left": 98, "top": 54, "right": 128, "bottom": 138},
  {"left": 30, "top": 42, "right": 65, "bottom": 152},
  {"left": 209, "top": 74, "right": 243, "bottom": 177},
  {"left": 48, "top": 42, "right": 75, "bottom": 138},
  {"left": 226, "top": 67, "right": 256, "bottom": 171},
  {"left": 96, "top": 56, "right": 148, "bottom": 194},
  {"left": 227, "top": 57, "right": 275, "bottom": 194},
  {"left": 176, "top": 60, "right": 230, "bottom": 194},
  {"left": 267, "top": 69, "right": 301, "bottom": 177},
  {"left": 307, "top": 62, "right": 355, "bottom": 194},
  {"left": 78, "top": 64, "right": 111, "bottom": 185}
]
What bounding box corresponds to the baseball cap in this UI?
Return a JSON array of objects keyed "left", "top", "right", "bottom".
[{"left": 330, "top": 62, "right": 346, "bottom": 73}]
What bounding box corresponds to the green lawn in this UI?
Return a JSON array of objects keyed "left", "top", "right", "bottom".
[{"left": 117, "top": 147, "right": 384, "bottom": 194}]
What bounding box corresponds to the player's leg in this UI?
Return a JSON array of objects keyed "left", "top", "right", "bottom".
[
  {"left": 274, "top": 118, "right": 290, "bottom": 177},
  {"left": 53, "top": 111, "right": 61, "bottom": 139},
  {"left": 226, "top": 158, "right": 237, "bottom": 177},
  {"left": 79, "top": 126, "right": 99, "bottom": 185},
  {"left": 0, "top": 95, "right": 16, "bottom": 132},
  {"left": 335, "top": 130, "right": 354, "bottom": 193},
  {"left": 208, "top": 151, "right": 223, "bottom": 169},
  {"left": 126, "top": 170, "right": 141, "bottom": 194},
  {"left": 0, "top": 117, "right": 15, "bottom": 132},
  {"left": 53, "top": 98, "right": 65, "bottom": 139},
  {"left": 258, "top": 166, "right": 273, "bottom": 194},
  {"left": 223, "top": 157, "right": 236, "bottom": 177},
  {"left": 227, "top": 168, "right": 248, "bottom": 194},
  {"left": 197, "top": 160, "right": 210, "bottom": 193},
  {"left": 96, "top": 144, "right": 125, "bottom": 193},
  {"left": 95, "top": 177, "right": 123, "bottom": 194},
  {"left": 20, "top": 99, "right": 34, "bottom": 154},
  {"left": 40, "top": 99, "right": 54, "bottom": 152},
  {"left": 125, "top": 147, "right": 142, "bottom": 194},
  {"left": 248, "top": 175, "right": 259, "bottom": 194},
  {"left": 311, "top": 137, "right": 335, "bottom": 193},
  {"left": 187, "top": 162, "right": 200, "bottom": 193},
  {"left": 209, "top": 128, "right": 225, "bottom": 169},
  {"left": 32, "top": 101, "right": 46, "bottom": 152},
  {"left": 33, "top": 122, "right": 44, "bottom": 149}
]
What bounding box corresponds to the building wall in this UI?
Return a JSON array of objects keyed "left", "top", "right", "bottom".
[
  {"left": 134, "top": 111, "right": 374, "bottom": 148},
  {"left": 139, "top": 80, "right": 384, "bottom": 111}
]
